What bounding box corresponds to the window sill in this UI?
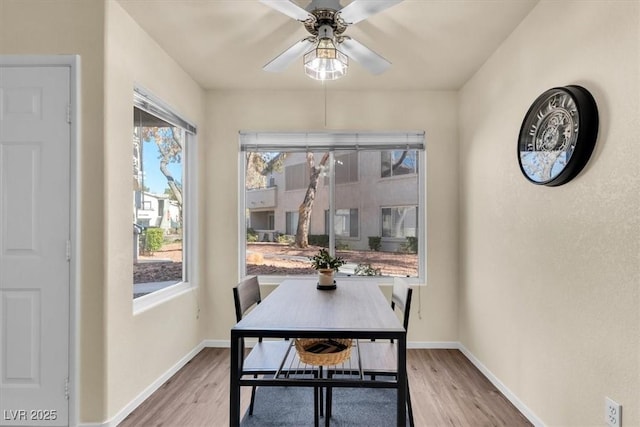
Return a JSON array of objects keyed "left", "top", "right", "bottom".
[
  {"left": 133, "top": 281, "right": 196, "bottom": 315},
  {"left": 256, "top": 274, "right": 424, "bottom": 287}
]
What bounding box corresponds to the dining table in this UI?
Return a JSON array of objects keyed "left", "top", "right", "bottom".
[{"left": 229, "top": 278, "right": 407, "bottom": 426}]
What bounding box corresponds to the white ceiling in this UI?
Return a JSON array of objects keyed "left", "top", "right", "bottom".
[{"left": 117, "top": 0, "right": 538, "bottom": 91}]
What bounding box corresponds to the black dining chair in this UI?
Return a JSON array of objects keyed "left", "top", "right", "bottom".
[
  {"left": 324, "top": 279, "right": 415, "bottom": 427},
  {"left": 233, "top": 276, "right": 323, "bottom": 426}
]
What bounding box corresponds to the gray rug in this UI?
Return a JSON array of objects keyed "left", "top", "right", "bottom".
[{"left": 241, "top": 385, "right": 409, "bottom": 426}]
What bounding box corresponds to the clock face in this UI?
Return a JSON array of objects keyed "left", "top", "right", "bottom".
[{"left": 518, "top": 86, "right": 598, "bottom": 186}]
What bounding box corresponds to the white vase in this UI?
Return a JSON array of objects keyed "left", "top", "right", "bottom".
[{"left": 317, "top": 269, "right": 334, "bottom": 286}]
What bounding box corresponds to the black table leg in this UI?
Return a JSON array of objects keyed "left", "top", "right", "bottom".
[
  {"left": 325, "top": 372, "right": 333, "bottom": 427},
  {"left": 397, "top": 335, "right": 407, "bottom": 426},
  {"left": 230, "top": 333, "right": 241, "bottom": 427}
]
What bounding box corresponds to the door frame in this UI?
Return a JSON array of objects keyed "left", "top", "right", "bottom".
[{"left": 1, "top": 55, "right": 80, "bottom": 427}]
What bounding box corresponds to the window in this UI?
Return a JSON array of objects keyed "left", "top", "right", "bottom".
[
  {"left": 267, "top": 212, "right": 275, "bottom": 230},
  {"left": 285, "top": 162, "right": 308, "bottom": 190},
  {"left": 382, "top": 206, "right": 417, "bottom": 238},
  {"left": 326, "top": 208, "right": 359, "bottom": 238},
  {"left": 285, "top": 211, "right": 299, "bottom": 235},
  {"left": 381, "top": 150, "right": 418, "bottom": 177},
  {"left": 240, "top": 132, "right": 425, "bottom": 282},
  {"left": 327, "top": 151, "right": 359, "bottom": 185},
  {"left": 132, "top": 88, "right": 197, "bottom": 304}
]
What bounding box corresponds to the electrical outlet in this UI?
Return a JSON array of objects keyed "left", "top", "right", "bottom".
[{"left": 605, "top": 397, "right": 622, "bottom": 427}]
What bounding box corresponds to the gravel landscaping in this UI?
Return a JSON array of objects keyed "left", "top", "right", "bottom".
[{"left": 134, "top": 242, "right": 418, "bottom": 284}]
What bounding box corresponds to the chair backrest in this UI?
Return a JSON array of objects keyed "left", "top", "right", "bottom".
[
  {"left": 233, "top": 276, "right": 261, "bottom": 322},
  {"left": 391, "top": 280, "right": 413, "bottom": 332}
]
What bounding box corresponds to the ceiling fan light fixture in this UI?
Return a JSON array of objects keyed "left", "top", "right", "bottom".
[{"left": 303, "top": 37, "right": 348, "bottom": 81}]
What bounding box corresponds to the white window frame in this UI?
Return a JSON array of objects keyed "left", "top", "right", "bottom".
[
  {"left": 238, "top": 131, "right": 426, "bottom": 286},
  {"left": 132, "top": 87, "right": 198, "bottom": 314}
]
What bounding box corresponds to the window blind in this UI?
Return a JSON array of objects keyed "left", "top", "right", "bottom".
[
  {"left": 239, "top": 131, "right": 425, "bottom": 152},
  {"left": 134, "top": 87, "right": 197, "bottom": 134}
]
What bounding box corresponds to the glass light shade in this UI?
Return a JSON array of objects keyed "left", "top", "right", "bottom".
[{"left": 303, "top": 38, "right": 348, "bottom": 81}]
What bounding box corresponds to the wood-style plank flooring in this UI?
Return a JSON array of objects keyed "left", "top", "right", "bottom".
[{"left": 119, "top": 348, "right": 532, "bottom": 427}]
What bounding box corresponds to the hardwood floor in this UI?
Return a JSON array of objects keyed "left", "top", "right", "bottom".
[{"left": 119, "top": 348, "right": 532, "bottom": 427}]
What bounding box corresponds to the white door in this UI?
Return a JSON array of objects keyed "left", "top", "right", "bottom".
[{"left": 0, "top": 66, "right": 70, "bottom": 426}]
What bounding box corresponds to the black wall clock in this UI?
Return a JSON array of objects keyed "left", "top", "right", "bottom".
[{"left": 518, "top": 85, "right": 598, "bottom": 186}]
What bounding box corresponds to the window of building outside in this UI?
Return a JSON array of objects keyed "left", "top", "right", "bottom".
[
  {"left": 241, "top": 132, "right": 425, "bottom": 283},
  {"left": 325, "top": 209, "right": 359, "bottom": 238},
  {"left": 285, "top": 162, "right": 308, "bottom": 190},
  {"left": 382, "top": 206, "right": 418, "bottom": 238},
  {"left": 381, "top": 150, "right": 418, "bottom": 177},
  {"left": 133, "top": 89, "right": 197, "bottom": 302},
  {"left": 326, "top": 151, "right": 358, "bottom": 185},
  {"left": 285, "top": 211, "right": 299, "bottom": 235}
]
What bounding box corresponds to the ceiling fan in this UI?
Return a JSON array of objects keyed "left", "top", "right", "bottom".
[{"left": 260, "top": 0, "right": 404, "bottom": 80}]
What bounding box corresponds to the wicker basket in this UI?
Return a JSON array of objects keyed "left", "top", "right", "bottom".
[{"left": 295, "top": 338, "right": 353, "bottom": 366}]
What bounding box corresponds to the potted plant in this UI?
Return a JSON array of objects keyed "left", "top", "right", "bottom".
[{"left": 309, "top": 248, "right": 346, "bottom": 288}]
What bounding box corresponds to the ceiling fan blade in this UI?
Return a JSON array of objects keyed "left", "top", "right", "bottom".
[
  {"left": 339, "top": 0, "right": 403, "bottom": 25},
  {"left": 339, "top": 37, "right": 391, "bottom": 75},
  {"left": 263, "top": 38, "right": 315, "bottom": 73},
  {"left": 259, "top": 0, "right": 311, "bottom": 21}
]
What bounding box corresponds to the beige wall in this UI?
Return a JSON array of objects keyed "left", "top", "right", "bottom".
[
  {"left": 5, "top": 0, "right": 637, "bottom": 425},
  {"left": 459, "top": 1, "right": 639, "bottom": 425},
  {"left": 0, "top": 0, "right": 107, "bottom": 422},
  {"left": 204, "top": 89, "right": 460, "bottom": 345},
  {"left": 104, "top": 0, "right": 205, "bottom": 420},
  {"left": 2, "top": 0, "right": 207, "bottom": 423}
]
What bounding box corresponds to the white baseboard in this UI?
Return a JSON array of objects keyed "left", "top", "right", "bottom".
[
  {"left": 94, "top": 342, "right": 206, "bottom": 427},
  {"left": 408, "top": 341, "right": 459, "bottom": 349},
  {"left": 87, "top": 339, "right": 543, "bottom": 427},
  {"left": 201, "top": 339, "right": 230, "bottom": 348},
  {"left": 458, "top": 344, "right": 545, "bottom": 427}
]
